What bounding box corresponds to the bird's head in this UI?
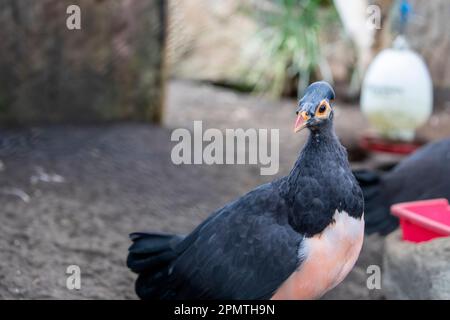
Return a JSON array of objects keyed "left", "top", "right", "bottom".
[{"left": 294, "top": 81, "right": 335, "bottom": 133}]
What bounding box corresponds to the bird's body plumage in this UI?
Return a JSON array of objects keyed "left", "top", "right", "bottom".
[
  {"left": 127, "top": 82, "right": 364, "bottom": 300},
  {"left": 356, "top": 137, "right": 450, "bottom": 235}
]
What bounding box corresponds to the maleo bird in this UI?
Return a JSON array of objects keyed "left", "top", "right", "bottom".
[
  {"left": 356, "top": 137, "right": 450, "bottom": 235},
  {"left": 127, "top": 81, "right": 364, "bottom": 300}
]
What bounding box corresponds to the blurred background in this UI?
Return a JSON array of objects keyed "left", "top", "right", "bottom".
[{"left": 0, "top": 0, "right": 449, "bottom": 299}]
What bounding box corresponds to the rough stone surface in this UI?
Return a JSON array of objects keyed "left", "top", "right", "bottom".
[
  {"left": 166, "top": 0, "right": 352, "bottom": 89},
  {"left": 167, "top": 0, "right": 255, "bottom": 83},
  {"left": 383, "top": 230, "right": 450, "bottom": 299},
  {"left": 0, "top": 0, "right": 166, "bottom": 125},
  {"left": 406, "top": 0, "right": 450, "bottom": 96}
]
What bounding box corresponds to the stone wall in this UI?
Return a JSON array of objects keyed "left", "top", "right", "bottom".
[
  {"left": 166, "top": 0, "right": 255, "bottom": 84},
  {"left": 405, "top": 0, "right": 450, "bottom": 108},
  {"left": 0, "top": 0, "right": 166, "bottom": 125}
]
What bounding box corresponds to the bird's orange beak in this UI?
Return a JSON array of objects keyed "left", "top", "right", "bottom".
[{"left": 294, "top": 112, "right": 309, "bottom": 133}]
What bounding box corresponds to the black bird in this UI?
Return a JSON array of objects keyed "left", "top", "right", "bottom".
[
  {"left": 355, "top": 137, "right": 450, "bottom": 235},
  {"left": 127, "top": 81, "right": 364, "bottom": 300}
]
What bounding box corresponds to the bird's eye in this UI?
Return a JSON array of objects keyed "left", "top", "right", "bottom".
[{"left": 318, "top": 104, "right": 327, "bottom": 113}]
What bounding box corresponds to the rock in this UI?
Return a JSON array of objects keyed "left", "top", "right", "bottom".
[
  {"left": 167, "top": 0, "right": 256, "bottom": 83},
  {"left": 406, "top": 0, "right": 450, "bottom": 107},
  {"left": 383, "top": 230, "right": 450, "bottom": 299},
  {"left": 0, "top": 0, "right": 166, "bottom": 125},
  {"left": 167, "top": 0, "right": 352, "bottom": 91}
]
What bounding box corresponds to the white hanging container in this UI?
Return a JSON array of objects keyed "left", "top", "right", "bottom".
[{"left": 360, "top": 36, "right": 433, "bottom": 141}]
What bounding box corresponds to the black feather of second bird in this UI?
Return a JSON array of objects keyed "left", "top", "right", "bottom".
[{"left": 357, "top": 137, "right": 450, "bottom": 235}]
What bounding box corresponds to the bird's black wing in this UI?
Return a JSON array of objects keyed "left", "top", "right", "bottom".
[
  {"left": 356, "top": 138, "right": 450, "bottom": 235},
  {"left": 158, "top": 181, "right": 304, "bottom": 300},
  {"left": 383, "top": 138, "right": 450, "bottom": 202}
]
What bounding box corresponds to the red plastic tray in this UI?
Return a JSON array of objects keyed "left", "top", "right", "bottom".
[
  {"left": 360, "top": 134, "right": 423, "bottom": 155},
  {"left": 391, "top": 199, "right": 450, "bottom": 243}
]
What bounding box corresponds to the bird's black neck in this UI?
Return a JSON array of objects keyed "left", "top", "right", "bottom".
[
  {"left": 279, "top": 122, "right": 363, "bottom": 237},
  {"left": 291, "top": 123, "right": 345, "bottom": 177}
]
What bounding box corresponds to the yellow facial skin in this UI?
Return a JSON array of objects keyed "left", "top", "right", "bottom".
[
  {"left": 294, "top": 100, "right": 332, "bottom": 133},
  {"left": 300, "top": 111, "right": 310, "bottom": 122},
  {"left": 315, "top": 100, "right": 331, "bottom": 119}
]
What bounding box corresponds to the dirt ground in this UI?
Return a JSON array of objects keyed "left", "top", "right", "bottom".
[{"left": 0, "top": 80, "right": 448, "bottom": 299}]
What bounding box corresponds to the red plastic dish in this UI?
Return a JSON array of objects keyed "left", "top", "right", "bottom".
[
  {"left": 360, "top": 134, "right": 423, "bottom": 155},
  {"left": 391, "top": 199, "right": 450, "bottom": 243}
]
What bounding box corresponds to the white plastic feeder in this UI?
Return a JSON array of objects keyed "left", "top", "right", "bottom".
[{"left": 360, "top": 36, "right": 433, "bottom": 141}]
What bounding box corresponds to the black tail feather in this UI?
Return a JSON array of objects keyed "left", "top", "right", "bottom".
[
  {"left": 353, "top": 169, "right": 399, "bottom": 235},
  {"left": 127, "top": 232, "right": 184, "bottom": 299},
  {"left": 127, "top": 232, "right": 183, "bottom": 274}
]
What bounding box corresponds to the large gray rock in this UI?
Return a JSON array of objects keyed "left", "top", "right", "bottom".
[
  {"left": 406, "top": 0, "right": 450, "bottom": 106},
  {"left": 167, "top": 0, "right": 256, "bottom": 83},
  {"left": 383, "top": 230, "right": 450, "bottom": 299},
  {"left": 0, "top": 0, "right": 166, "bottom": 125}
]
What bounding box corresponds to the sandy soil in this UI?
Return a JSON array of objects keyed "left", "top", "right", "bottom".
[{"left": 0, "top": 80, "right": 448, "bottom": 299}]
